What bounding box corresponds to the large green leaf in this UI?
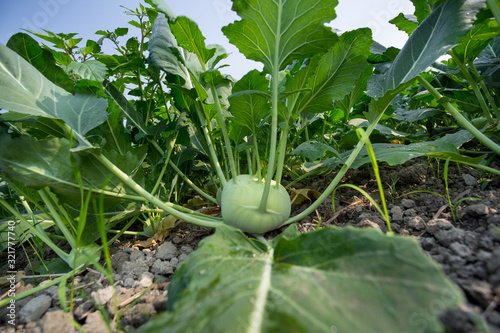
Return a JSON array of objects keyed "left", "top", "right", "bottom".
[
  {"left": 170, "top": 16, "right": 216, "bottom": 66},
  {"left": 0, "top": 135, "right": 143, "bottom": 202},
  {"left": 0, "top": 44, "right": 108, "bottom": 149},
  {"left": 228, "top": 70, "right": 270, "bottom": 134},
  {"left": 6, "top": 33, "right": 74, "bottom": 92},
  {"left": 67, "top": 60, "right": 108, "bottom": 82},
  {"left": 290, "top": 28, "right": 373, "bottom": 115},
  {"left": 367, "top": 0, "right": 487, "bottom": 98},
  {"left": 222, "top": 0, "right": 339, "bottom": 72},
  {"left": 137, "top": 224, "right": 463, "bottom": 333},
  {"left": 452, "top": 17, "right": 499, "bottom": 62},
  {"left": 149, "top": 13, "right": 192, "bottom": 86}
]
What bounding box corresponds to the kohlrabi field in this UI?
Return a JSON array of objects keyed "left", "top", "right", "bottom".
[{"left": 1, "top": 0, "right": 500, "bottom": 332}]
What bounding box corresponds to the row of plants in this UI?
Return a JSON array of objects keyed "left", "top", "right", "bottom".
[{"left": 0, "top": 0, "right": 499, "bottom": 331}]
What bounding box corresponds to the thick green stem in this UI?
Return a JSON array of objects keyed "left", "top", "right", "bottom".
[
  {"left": 194, "top": 104, "right": 227, "bottom": 185},
  {"left": 418, "top": 75, "right": 500, "bottom": 156},
  {"left": 210, "top": 86, "right": 239, "bottom": 181},
  {"left": 151, "top": 135, "right": 176, "bottom": 196},
  {"left": 449, "top": 50, "right": 494, "bottom": 123},
  {"left": 274, "top": 120, "right": 290, "bottom": 187},
  {"left": 93, "top": 153, "right": 222, "bottom": 228}
]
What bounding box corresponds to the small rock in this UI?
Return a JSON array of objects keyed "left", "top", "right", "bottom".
[
  {"left": 354, "top": 218, "right": 380, "bottom": 229},
  {"left": 434, "top": 228, "right": 465, "bottom": 247},
  {"left": 74, "top": 300, "right": 93, "bottom": 321},
  {"left": 130, "top": 250, "right": 145, "bottom": 262},
  {"left": 111, "top": 252, "right": 130, "bottom": 271},
  {"left": 426, "top": 219, "right": 453, "bottom": 235},
  {"left": 91, "top": 285, "right": 115, "bottom": 306},
  {"left": 449, "top": 242, "right": 472, "bottom": 258},
  {"left": 82, "top": 311, "right": 113, "bottom": 333},
  {"left": 391, "top": 206, "right": 403, "bottom": 221},
  {"left": 124, "top": 277, "right": 136, "bottom": 289},
  {"left": 462, "top": 174, "right": 477, "bottom": 186},
  {"left": 180, "top": 245, "right": 194, "bottom": 255},
  {"left": 155, "top": 242, "right": 179, "bottom": 260},
  {"left": 401, "top": 198, "right": 416, "bottom": 209},
  {"left": 140, "top": 272, "right": 154, "bottom": 288},
  {"left": 18, "top": 294, "right": 51, "bottom": 324},
  {"left": 40, "top": 310, "right": 78, "bottom": 333},
  {"left": 477, "top": 250, "right": 492, "bottom": 262},
  {"left": 463, "top": 280, "right": 493, "bottom": 308},
  {"left": 120, "top": 260, "right": 149, "bottom": 279},
  {"left": 403, "top": 208, "right": 417, "bottom": 217},
  {"left": 487, "top": 247, "right": 500, "bottom": 273},
  {"left": 406, "top": 216, "right": 425, "bottom": 231},
  {"left": 420, "top": 237, "right": 436, "bottom": 251},
  {"left": 151, "top": 259, "right": 176, "bottom": 275},
  {"left": 463, "top": 204, "right": 489, "bottom": 217}
]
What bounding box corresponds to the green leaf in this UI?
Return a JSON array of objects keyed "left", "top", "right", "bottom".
[
  {"left": 389, "top": 13, "right": 419, "bottom": 35},
  {"left": 367, "top": 0, "right": 487, "bottom": 99},
  {"left": 114, "top": 27, "right": 128, "bottom": 37},
  {"left": 149, "top": 13, "right": 193, "bottom": 86},
  {"left": 228, "top": 70, "right": 271, "bottom": 133},
  {"left": 0, "top": 135, "right": 144, "bottom": 203},
  {"left": 291, "top": 141, "right": 341, "bottom": 161},
  {"left": 103, "top": 80, "right": 150, "bottom": 138},
  {"left": 6, "top": 33, "right": 74, "bottom": 92},
  {"left": 393, "top": 107, "right": 442, "bottom": 123},
  {"left": 0, "top": 44, "right": 108, "bottom": 149},
  {"left": 288, "top": 28, "right": 373, "bottom": 116},
  {"left": 452, "top": 18, "right": 499, "bottom": 62},
  {"left": 137, "top": 224, "right": 463, "bottom": 333},
  {"left": 145, "top": 0, "right": 176, "bottom": 20},
  {"left": 170, "top": 16, "right": 216, "bottom": 66},
  {"left": 68, "top": 60, "right": 108, "bottom": 82},
  {"left": 222, "top": 0, "right": 339, "bottom": 72}
]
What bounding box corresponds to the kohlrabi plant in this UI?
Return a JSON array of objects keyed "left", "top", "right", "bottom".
[{"left": 0, "top": 0, "right": 497, "bottom": 330}]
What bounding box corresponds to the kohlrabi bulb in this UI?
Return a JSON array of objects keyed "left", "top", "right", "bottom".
[{"left": 220, "top": 174, "right": 291, "bottom": 234}]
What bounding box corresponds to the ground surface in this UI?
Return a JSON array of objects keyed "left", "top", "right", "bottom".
[{"left": 1, "top": 156, "right": 500, "bottom": 332}]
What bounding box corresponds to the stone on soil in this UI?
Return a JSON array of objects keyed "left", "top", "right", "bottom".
[
  {"left": 18, "top": 294, "right": 51, "bottom": 324},
  {"left": 155, "top": 241, "right": 178, "bottom": 260}
]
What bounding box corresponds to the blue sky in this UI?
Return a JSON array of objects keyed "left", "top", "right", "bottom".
[{"left": 0, "top": 0, "right": 414, "bottom": 79}]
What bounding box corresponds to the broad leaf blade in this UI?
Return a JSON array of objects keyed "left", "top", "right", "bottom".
[
  {"left": 228, "top": 70, "right": 270, "bottom": 133},
  {"left": 6, "top": 33, "right": 74, "bottom": 92},
  {"left": 170, "top": 16, "right": 216, "bottom": 66},
  {"left": 291, "top": 28, "right": 373, "bottom": 115},
  {"left": 367, "top": 0, "right": 487, "bottom": 98},
  {"left": 0, "top": 44, "right": 108, "bottom": 149},
  {"left": 67, "top": 60, "right": 108, "bottom": 82},
  {"left": 222, "top": 0, "right": 339, "bottom": 72},
  {"left": 137, "top": 224, "right": 463, "bottom": 333}
]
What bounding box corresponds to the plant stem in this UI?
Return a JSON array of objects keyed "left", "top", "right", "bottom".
[
  {"left": 274, "top": 120, "right": 290, "bottom": 187},
  {"left": 418, "top": 74, "right": 500, "bottom": 156},
  {"left": 449, "top": 50, "right": 494, "bottom": 123},
  {"left": 258, "top": 65, "right": 281, "bottom": 213},
  {"left": 148, "top": 139, "right": 217, "bottom": 204},
  {"left": 210, "top": 85, "right": 239, "bottom": 181},
  {"left": 38, "top": 189, "right": 76, "bottom": 248},
  {"left": 93, "top": 153, "right": 222, "bottom": 228},
  {"left": 285, "top": 97, "right": 389, "bottom": 225}
]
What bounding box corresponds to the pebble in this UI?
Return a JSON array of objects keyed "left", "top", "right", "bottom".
[
  {"left": 450, "top": 242, "right": 472, "bottom": 258},
  {"left": 462, "top": 174, "right": 477, "bottom": 186},
  {"left": 39, "top": 310, "right": 78, "bottom": 333},
  {"left": 155, "top": 242, "right": 179, "bottom": 260},
  {"left": 406, "top": 216, "right": 425, "bottom": 230},
  {"left": 151, "top": 259, "right": 176, "bottom": 275},
  {"left": 18, "top": 294, "right": 51, "bottom": 324},
  {"left": 121, "top": 260, "right": 149, "bottom": 279},
  {"left": 426, "top": 218, "right": 453, "bottom": 235},
  {"left": 435, "top": 228, "right": 465, "bottom": 247},
  {"left": 463, "top": 204, "right": 490, "bottom": 217},
  {"left": 130, "top": 250, "right": 146, "bottom": 262},
  {"left": 91, "top": 285, "right": 115, "bottom": 306},
  {"left": 391, "top": 206, "right": 403, "bottom": 221},
  {"left": 401, "top": 198, "right": 416, "bottom": 209}
]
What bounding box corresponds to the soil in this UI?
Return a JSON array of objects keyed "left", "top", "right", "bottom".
[{"left": 1, "top": 156, "right": 500, "bottom": 333}]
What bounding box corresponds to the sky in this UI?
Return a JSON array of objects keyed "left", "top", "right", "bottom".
[{"left": 0, "top": 0, "right": 415, "bottom": 79}]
